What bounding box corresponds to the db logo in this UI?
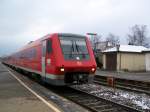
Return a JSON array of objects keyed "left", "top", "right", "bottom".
[{"left": 77, "top": 61, "right": 82, "bottom": 66}]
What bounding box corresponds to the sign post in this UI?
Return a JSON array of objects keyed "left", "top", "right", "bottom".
[{"left": 107, "top": 77, "right": 115, "bottom": 93}]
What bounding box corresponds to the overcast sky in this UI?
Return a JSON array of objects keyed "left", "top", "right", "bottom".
[{"left": 0, "top": 0, "right": 150, "bottom": 56}]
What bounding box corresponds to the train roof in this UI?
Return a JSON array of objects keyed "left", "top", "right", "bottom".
[
  {"left": 18, "top": 34, "right": 53, "bottom": 51},
  {"left": 58, "top": 33, "right": 86, "bottom": 38},
  {"left": 8, "top": 33, "right": 87, "bottom": 56}
]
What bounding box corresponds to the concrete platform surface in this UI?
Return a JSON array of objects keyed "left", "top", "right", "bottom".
[
  {"left": 96, "top": 70, "right": 150, "bottom": 82},
  {"left": 0, "top": 62, "right": 89, "bottom": 112},
  {"left": 0, "top": 63, "right": 57, "bottom": 112}
]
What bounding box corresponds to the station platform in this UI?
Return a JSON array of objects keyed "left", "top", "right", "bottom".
[
  {"left": 96, "top": 70, "right": 150, "bottom": 82},
  {"left": 0, "top": 62, "right": 89, "bottom": 112},
  {"left": 0, "top": 63, "right": 57, "bottom": 112}
]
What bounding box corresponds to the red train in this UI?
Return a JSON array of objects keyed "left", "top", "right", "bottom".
[{"left": 3, "top": 33, "right": 97, "bottom": 85}]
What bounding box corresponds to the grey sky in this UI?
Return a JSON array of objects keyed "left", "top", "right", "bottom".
[{"left": 0, "top": 0, "right": 150, "bottom": 56}]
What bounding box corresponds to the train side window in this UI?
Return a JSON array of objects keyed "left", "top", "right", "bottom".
[{"left": 47, "top": 40, "right": 52, "bottom": 54}]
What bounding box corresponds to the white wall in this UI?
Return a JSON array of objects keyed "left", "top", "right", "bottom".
[
  {"left": 145, "top": 53, "right": 150, "bottom": 71},
  {"left": 117, "top": 53, "right": 145, "bottom": 71}
]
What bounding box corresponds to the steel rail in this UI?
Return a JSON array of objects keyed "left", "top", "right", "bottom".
[
  {"left": 94, "top": 75, "right": 150, "bottom": 95},
  {"left": 65, "top": 86, "right": 142, "bottom": 112}
]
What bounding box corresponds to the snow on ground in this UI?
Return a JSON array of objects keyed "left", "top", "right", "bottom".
[
  {"left": 115, "top": 90, "right": 150, "bottom": 110},
  {"left": 72, "top": 84, "right": 150, "bottom": 111}
]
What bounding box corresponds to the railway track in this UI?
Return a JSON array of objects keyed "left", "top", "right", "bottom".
[
  {"left": 4, "top": 65, "right": 147, "bottom": 112},
  {"left": 94, "top": 75, "right": 150, "bottom": 95},
  {"left": 51, "top": 86, "right": 142, "bottom": 112}
]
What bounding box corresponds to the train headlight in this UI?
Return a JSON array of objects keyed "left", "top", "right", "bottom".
[
  {"left": 60, "top": 68, "right": 65, "bottom": 72},
  {"left": 91, "top": 68, "right": 95, "bottom": 72}
]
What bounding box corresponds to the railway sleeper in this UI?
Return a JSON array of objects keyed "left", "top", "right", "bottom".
[
  {"left": 75, "top": 98, "right": 97, "bottom": 103},
  {"left": 86, "top": 101, "right": 103, "bottom": 105},
  {"left": 99, "top": 108, "right": 118, "bottom": 112},
  {"left": 93, "top": 104, "right": 112, "bottom": 109}
]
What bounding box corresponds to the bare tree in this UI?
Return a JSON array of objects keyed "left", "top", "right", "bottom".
[
  {"left": 106, "top": 33, "right": 120, "bottom": 47},
  {"left": 127, "top": 25, "right": 149, "bottom": 47}
]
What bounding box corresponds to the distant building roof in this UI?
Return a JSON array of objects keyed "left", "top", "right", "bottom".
[
  {"left": 91, "top": 41, "right": 113, "bottom": 52},
  {"left": 142, "top": 48, "right": 150, "bottom": 52},
  {"left": 103, "top": 45, "right": 148, "bottom": 53}
]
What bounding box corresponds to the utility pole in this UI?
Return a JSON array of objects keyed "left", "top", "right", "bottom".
[{"left": 86, "top": 33, "right": 98, "bottom": 53}]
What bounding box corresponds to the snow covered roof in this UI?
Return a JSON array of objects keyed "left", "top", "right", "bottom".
[
  {"left": 142, "top": 49, "right": 150, "bottom": 52},
  {"left": 103, "top": 45, "right": 148, "bottom": 53}
]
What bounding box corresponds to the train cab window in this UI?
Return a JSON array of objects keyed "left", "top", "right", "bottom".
[
  {"left": 47, "top": 40, "right": 52, "bottom": 54},
  {"left": 59, "top": 37, "right": 90, "bottom": 60}
]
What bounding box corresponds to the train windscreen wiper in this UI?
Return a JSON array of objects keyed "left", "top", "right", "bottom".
[{"left": 75, "top": 42, "right": 86, "bottom": 57}]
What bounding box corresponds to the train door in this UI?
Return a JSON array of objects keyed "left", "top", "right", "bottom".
[
  {"left": 42, "top": 40, "right": 46, "bottom": 79},
  {"left": 45, "top": 39, "right": 52, "bottom": 74}
]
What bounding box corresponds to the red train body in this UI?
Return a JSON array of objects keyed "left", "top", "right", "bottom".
[{"left": 3, "top": 33, "right": 97, "bottom": 85}]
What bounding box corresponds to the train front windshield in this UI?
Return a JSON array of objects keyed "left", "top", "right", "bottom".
[{"left": 59, "top": 36, "right": 90, "bottom": 60}]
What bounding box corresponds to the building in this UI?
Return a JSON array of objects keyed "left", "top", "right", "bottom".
[
  {"left": 94, "top": 41, "right": 113, "bottom": 52},
  {"left": 102, "top": 45, "right": 148, "bottom": 72},
  {"left": 143, "top": 49, "right": 150, "bottom": 71},
  {"left": 91, "top": 41, "right": 113, "bottom": 68}
]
